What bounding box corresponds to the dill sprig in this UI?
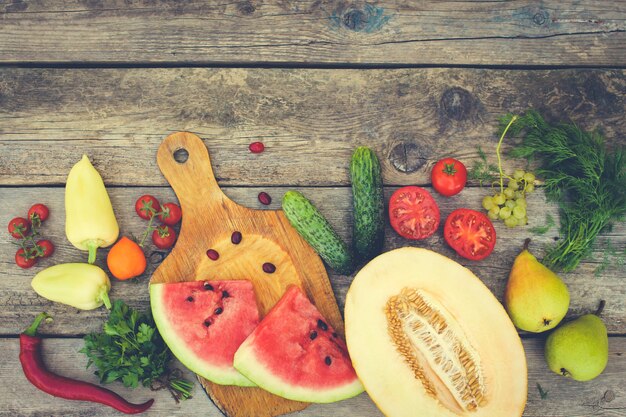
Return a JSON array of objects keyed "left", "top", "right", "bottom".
[
  {"left": 468, "top": 145, "right": 499, "bottom": 186},
  {"left": 499, "top": 110, "right": 626, "bottom": 272}
]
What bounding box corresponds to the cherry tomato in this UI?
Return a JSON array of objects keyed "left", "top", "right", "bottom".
[
  {"left": 444, "top": 208, "right": 496, "bottom": 261},
  {"left": 28, "top": 203, "right": 50, "bottom": 225},
  {"left": 152, "top": 225, "right": 177, "bottom": 249},
  {"left": 158, "top": 203, "right": 182, "bottom": 226},
  {"left": 15, "top": 248, "right": 37, "bottom": 269},
  {"left": 388, "top": 186, "right": 440, "bottom": 240},
  {"left": 35, "top": 240, "right": 55, "bottom": 258},
  {"left": 8, "top": 217, "right": 31, "bottom": 239},
  {"left": 431, "top": 158, "right": 467, "bottom": 197},
  {"left": 135, "top": 195, "right": 161, "bottom": 220}
]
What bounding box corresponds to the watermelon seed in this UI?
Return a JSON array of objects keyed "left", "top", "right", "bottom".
[
  {"left": 310, "top": 331, "right": 318, "bottom": 340},
  {"left": 206, "top": 249, "right": 219, "bottom": 260},
  {"left": 258, "top": 192, "right": 272, "bottom": 205},
  {"left": 262, "top": 262, "right": 276, "bottom": 273},
  {"left": 222, "top": 291, "right": 230, "bottom": 298},
  {"left": 325, "top": 356, "right": 332, "bottom": 366},
  {"left": 186, "top": 296, "right": 194, "bottom": 302},
  {"left": 203, "top": 320, "right": 212, "bottom": 327},
  {"left": 215, "top": 307, "right": 223, "bottom": 315},
  {"left": 231, "top": 231, "right": 242, "bottom": 244},
  {"left": 317, "top": 319, "right": 328, "bottom": 331},
  {"left": 332, "top": 332, "right": 338, "bottom": 338},
  {"left": 203, "top": 282, "right": 214, "bottom": 291}
]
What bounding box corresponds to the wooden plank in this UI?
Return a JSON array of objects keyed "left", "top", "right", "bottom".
[
  {"left": 0, "top": 1, "right": 624, "bottom": 66},
  {"left": 1, "top": 68, "right": 625, "bottom": 187},
  {"left": 1, "top": 186, "right": 624, "bottom": 336},
  {"left": 1, "top": 336, "right": 624, "bottom": 416}
]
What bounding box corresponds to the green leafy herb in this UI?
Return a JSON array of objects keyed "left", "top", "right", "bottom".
[
  {"left": 530, "top": 213, "right": 556, "bottom": 235},
  {"left": 500, "top": 110, "right": 626, "bottom": 272},
  {"left": 468, "top": 146, "right": 499, "bottom": 186},
  {"left": 536, "top": 383, "right": 549, "bottom": 399},
  {"left": 81, "top": 300, "right": 193, "bottom": 402}
]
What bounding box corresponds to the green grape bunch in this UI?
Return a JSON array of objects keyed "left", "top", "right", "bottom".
[{"left": 482, "top": 169, "right": 536, "bottom": 228}]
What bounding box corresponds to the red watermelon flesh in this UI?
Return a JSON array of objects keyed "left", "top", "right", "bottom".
[
  {"left": 233, "top": 286, "right": 364, "bottom": 403},
  {"left": 150, "top": 280, "right": 259, "bottom": 387}
]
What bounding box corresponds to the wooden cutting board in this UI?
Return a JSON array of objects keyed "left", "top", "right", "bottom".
[{"left": 150, "top": 132, "right": 345, "bottom": 417}]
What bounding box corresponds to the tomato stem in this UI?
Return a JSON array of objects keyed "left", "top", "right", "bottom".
[{"left": 496, "top": 115, "right": 518, "bottom": 194}]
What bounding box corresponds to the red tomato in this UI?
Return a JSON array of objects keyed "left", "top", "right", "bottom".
[
  {"left": 135, "top": 195, "right": 161, "bottom": 220},
  {"left": 8, "top": 217, "right": 31, "bottom": 239},
  {"left": 158, "top": 203, "right": 182, "bottom": 226},
  {"left": 28, "top": 203, "right": 50, "bottom": 225},
  {"left": 152, "top": 225, "right": 177, "bottom": 249},
  {"left": 15, "top": 248, "right": 37, "bottom": 269},
  {"left": 388, "top": 186, "right": 440, "bottom": 240},
  {"left": 444, "top": 208, "right": 496, "bottom": 261},
  {"left": 431, "top": 158, "right": 467, "bottom": 197},
  {"left": 35, "top": 240, "right": 55, "bottom": 258}
]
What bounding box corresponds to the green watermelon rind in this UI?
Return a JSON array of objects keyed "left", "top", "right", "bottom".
[
  {"left": 234, "top": 338, "right": 364, "bottom": 403},
  {"left": 150, "top": 283, "right": 256, "bottom": 387}
]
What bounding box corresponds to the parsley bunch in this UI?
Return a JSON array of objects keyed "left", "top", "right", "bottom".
[
  {"left": 82, "top": 300, "right": 193, "bottom": 402},
  {"left": 500, "top": 110, "right": 626, "bottom": 272}
]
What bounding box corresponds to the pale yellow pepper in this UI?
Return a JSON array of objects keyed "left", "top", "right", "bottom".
[
  {"left": 65, "top": 155, "right": 119, "bottom": 264},
  {"left": 31, "top": 263, "right": 112, "bottom": 310}
]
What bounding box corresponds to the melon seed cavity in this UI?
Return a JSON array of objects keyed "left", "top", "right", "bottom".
[{"left": 385, "top": 288, "right": 486, "bottom": 413}]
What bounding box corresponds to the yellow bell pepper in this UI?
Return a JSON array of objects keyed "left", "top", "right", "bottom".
[
  {"left": 65, "top": 155, "right": 119, "bottom": 264},
  {"left": 31, "top": 263, "right": 112, "bottom": 310}
]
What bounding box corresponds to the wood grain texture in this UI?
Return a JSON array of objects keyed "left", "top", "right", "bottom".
[
  {"left": 1, "top": 186, "right": 624, "bottom": 336},
  {"left": 149, "top": 132, "right": 349, "bottom": 416},
  {"left": 1, "top": 68, "right": 625, "bottom": 187},
  {"left": 0, "top": 1, "right": 624, "bottom": 66},
  {"left": 1, "top": 337, "right": 624, "bottom": 417}
]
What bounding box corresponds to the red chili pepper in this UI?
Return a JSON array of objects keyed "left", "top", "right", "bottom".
[{"left": 19, "top": 313, "right": 154, "bottom": 414}]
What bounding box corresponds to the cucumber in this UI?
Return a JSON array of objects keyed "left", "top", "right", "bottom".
[
  {"left": 350, "top": 147, "right": 384, "bottom": 262},
  {"left": 282, "top": 191, "right": 355, "bottom": 275}
]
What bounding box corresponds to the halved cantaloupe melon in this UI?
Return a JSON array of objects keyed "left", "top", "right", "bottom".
[{"left": 345, "top": 247, "right": 527, "bottom": 417}]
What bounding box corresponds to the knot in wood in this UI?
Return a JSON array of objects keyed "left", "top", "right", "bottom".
[
  {"left": 533, "top": 10, "right": 548, "bottom": 26},
  {"left": 603, "top": 390, "right": 615, "bottom": 403},
  {"left": 440, "top": 87, "right": 474, "bottom": 122},
  {"left": 388, "top": 141, "right": 428, "bottom": 173},
  {"left": 331, "top": 3, "right": 390, "bottom": 33},
  {"left": 343, "top": 9, "right": 368, "bottom": 31},
  {"left": 237, "top": 1, "right": 256, "bottom": 15}
]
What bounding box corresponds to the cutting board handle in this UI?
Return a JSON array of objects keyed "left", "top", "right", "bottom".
[{"left": 157, "top": 132, "right": 222, "bottom": 207}]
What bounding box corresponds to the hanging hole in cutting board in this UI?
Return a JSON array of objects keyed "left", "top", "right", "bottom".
[{"left": 174, "top": 148, "right": 189, "bottom": 163}]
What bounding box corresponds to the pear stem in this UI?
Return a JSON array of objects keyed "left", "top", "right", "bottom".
[
  {"left": 595, "top": 300, "right": 606, "bottom": 316},
  {"left": 523, "top": 238, "right": 531, "bottom": 251}
]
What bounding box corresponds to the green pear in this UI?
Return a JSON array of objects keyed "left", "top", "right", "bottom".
[
  {"left": 545, "top": 314, "right": 608, "bottom": 381},
  {"left": 504, "top": 239, "right": 569, "bottom": 332}
]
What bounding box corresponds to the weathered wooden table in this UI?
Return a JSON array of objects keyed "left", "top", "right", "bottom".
[{"left": 1, "top": 2, "right": 625, "bottom": 416}]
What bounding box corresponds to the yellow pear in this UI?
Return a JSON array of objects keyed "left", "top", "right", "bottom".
[{"left": 504, "top": 239, "right": 570, "bottom": 332}]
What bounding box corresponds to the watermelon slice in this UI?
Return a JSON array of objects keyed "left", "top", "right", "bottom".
[
  {"left": 234, "top": 286, "right": 364, "bottom": 403},
  {"left": 150, "top": 280, "right": 259, "bottom": 387}
]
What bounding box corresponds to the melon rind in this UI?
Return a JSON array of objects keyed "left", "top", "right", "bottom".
[
  {"left": 345, "top": 247, "right": 527, "bottom": 417},
  {"left": 150, "top": 283, "right": 256, "bottom": 387},
  {"left": 234, "top": 338, "right": 364, "bottom": 403}
]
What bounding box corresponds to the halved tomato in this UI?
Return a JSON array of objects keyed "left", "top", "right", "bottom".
[
  {"left": 389, "top": 186, "right": 440, "bottom": 240},
  {"left": 444, "top": 208, "right": 496, "bottom": 261}
]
